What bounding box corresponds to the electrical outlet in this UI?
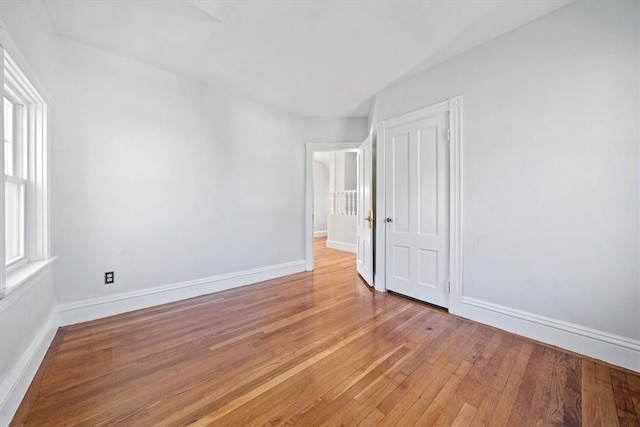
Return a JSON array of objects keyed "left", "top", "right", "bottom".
[{"left": 105, "top": 271, "right": 114, "bottom": 284}]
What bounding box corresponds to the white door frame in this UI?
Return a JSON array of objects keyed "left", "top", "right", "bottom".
[
  {"left": 305, "top": 142, "right": 361, "bottom": 272},
  {"left": 375, "top": 96, "right": 464, "bottom": 314}
]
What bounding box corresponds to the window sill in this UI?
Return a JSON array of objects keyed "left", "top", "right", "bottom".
[{"left": 4, "top": 257, "right": 58, "bottom": 299}]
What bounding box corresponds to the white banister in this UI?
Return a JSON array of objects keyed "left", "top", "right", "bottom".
[{"left": 329, "top": 190, "right": 357, "bottom": 216}]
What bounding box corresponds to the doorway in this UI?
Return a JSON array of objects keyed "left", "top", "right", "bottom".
[
  {"left": 305, "top": 142, "right": 360, "bottom": 272},
  {"left": 375, "top": 96, "right": 463, "bottom": 312},
  {"left": 313, "top": 151, "right": 358, "bottom": 253}
]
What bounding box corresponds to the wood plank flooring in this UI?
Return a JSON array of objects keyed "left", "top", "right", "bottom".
[{"left": 12, "top": 238, "right": 640, "bottom": 426}]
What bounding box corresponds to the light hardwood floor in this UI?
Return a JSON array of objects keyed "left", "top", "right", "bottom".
[{"left": 12, "top": 238, "right": 640, "bottom": 426}]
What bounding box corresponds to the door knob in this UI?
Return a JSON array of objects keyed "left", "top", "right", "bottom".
[
  {"left": 385, "top": 218, "right": 393, "bottom": 223},
  {"left": 365, "top": 210, "right": 375, "bottom": 229}
]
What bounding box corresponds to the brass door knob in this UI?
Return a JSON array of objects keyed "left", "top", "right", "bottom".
[{"left": 365, "top": 210, "right": 375, "bottom": 229}]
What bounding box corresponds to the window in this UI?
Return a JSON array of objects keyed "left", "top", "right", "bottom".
[
  {"left": 4, "top": 95, "right": 26, "bottom": 266},
  {"left": 0, "top": 45, "right": 51, "bottom": 296}
]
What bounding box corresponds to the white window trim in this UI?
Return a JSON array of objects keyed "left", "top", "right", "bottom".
[
  {"left": 4, "top": 174, "right": 27, "bottom": 270},
  {"left": 0, "top": 21, "right": 53, "bottom": 298}
]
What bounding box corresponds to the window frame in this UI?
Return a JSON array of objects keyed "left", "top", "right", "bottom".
[
  {"left": 4, "top": 93, "right": 27, "bottom": 269},
  {"left": 4, "top": 95, "right": 15, "bottom": 177},
  {"left": 0, "top": 24, "right": 52, "bottom": 298}
]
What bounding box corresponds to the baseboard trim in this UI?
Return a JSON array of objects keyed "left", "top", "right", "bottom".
[
  {"left": 459, "top": 296, "right": 640, "bottom": 372},
  {"left": 326, "top": 240, "right": 356, "bottom": 254},
  {"left": 314, "top": 230, "right": 327, "bottom": 238},
  {"left": 58, "top": 260, "right": 306, "bottom": 326},
  {"left": 0, "top": 308, "right": 58, "bottom": 427}
]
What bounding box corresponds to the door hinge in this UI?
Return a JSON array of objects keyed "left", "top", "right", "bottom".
[
  {"left": 447, "top": 128, "right": 451, "bottom": 142},
  {"left": 447, "top": 281, "right": 451, "bottom": 293}
]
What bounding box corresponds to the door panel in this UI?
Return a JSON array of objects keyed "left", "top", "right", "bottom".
[
  {"left": 385, "top": 112, "right": 449, "bottom": 307},
  {"left": 356, "top": 136, "right": 374, "bottom": 286},
  {"left": 418, "top": 249, "right": 438, "bottom": 287},
  {"left": 418, "top": 126, "right": 438, "bottom": 235},
  {"left": 392, "top": 132, "right": 410, "bottom": 234}
]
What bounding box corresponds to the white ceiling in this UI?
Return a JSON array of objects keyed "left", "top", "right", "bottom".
[{"left": 43, "top": 0, "right": 571, "bottom": 117}]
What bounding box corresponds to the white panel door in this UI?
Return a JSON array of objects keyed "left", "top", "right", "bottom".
[
  {"left": 384, "top": 112, "right": 449, "bottom": 307},
  {"left": 356, "top": 136, "right": 374, "bottom": 286}
]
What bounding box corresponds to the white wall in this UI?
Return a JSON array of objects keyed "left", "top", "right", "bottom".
[
  {"left": 343, "top": 152, "right": 357, "bottom": 191},
  {"left": 0, "top": 1, "right": 58, "bottom": 423},
  {"left": 327, "top": 216, "right": 357, "bottom": 253},
  {"left": 306, "top": 117, "right": 368, "bottom": 143},
  {"left": 313, "top": 159, "right": 329, "bottom": 233},
  {"left": 375, "top": 0, "right": 639, "bottom": 342},
  {"left": 330, "top": 152, "right": 357, "bottom": 192},
  {"left": 332, "top": 152, "right": 344, "bottom": 192},
  {"left": 53, "top": 38, "right": 314, "bottom": 305}
]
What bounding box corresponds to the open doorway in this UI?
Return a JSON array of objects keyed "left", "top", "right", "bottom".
[
  {"left": 305, "top": 142, "right": 360, "bottom": 272},
  {"left": 314, "top": 151, "right": 358, "bottom": 254}
]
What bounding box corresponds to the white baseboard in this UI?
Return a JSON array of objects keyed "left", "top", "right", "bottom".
[
  {"left": 314, "top": 230, "right": 327, "bottom": 238},
  {"left": 58, "top": 260, "right": 306, "bottom": 326},
  {"left": 459, "top": 296, "right": 640, "bottom": 372},
  {"left": 326, "top": 240, "right": 356, "bottom": 254},
  {"left": 0, "top": 308, "right": 58, "bottom": 427}
]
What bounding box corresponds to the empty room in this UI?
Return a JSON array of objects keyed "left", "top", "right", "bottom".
[{"left": 0, "top": 0, "right": 638, "bottom": 425}]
